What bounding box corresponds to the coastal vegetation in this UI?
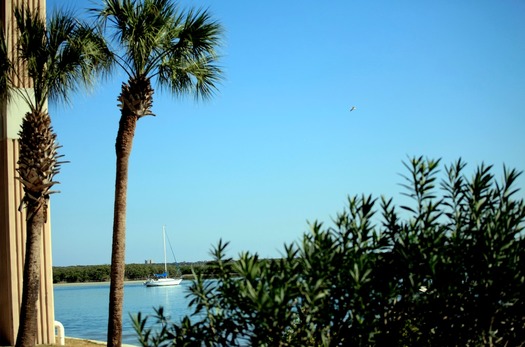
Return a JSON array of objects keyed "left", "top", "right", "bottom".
[
  {"left": 133, "top": 157, "right": 525, "bottom": 346},
  {"left": 52, "top": 261, "right": 230, "bottom": 283}
]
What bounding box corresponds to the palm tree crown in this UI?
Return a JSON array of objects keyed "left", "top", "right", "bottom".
[
  {"left": 96, "top": 0, "right": 222, "bottom": 106},
  {"left": 12, "top": 5, "right": 111, "bottom": 216},
  {"left": 14, "top": 6, "right": 112, "bottom": 112}
]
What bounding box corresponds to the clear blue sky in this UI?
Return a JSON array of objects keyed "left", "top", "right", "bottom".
[{"left": 46, "top": 0, "right": 525, "bottom": 266}]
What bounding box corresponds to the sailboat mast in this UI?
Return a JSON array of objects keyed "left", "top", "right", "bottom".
[{"left": 163, "top": 225, "right": 168, "bottom": 274}]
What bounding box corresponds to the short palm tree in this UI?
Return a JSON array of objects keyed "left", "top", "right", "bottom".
[
  {"left": 94, "top": 0, "right": 222, "bottom": 345},
  {"left": 8, "top": 6, "right": 111, "bottom": 347}
]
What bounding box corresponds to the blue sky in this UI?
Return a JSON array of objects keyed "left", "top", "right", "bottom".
[{"left": 46, "top": 0, "right": 525, "bottom": 266}]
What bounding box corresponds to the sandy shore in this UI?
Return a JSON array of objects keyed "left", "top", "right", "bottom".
[{"left": 38, "top": 337, "right": 138, "bottom": 347}]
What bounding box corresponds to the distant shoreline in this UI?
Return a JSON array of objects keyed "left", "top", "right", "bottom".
[
  {"left": 53, "top": 280, "right": 145, "bottom": 287},
  {"left": 53, "top": 275, "right": 198, "bottom": 286},
  {"left": 52, "top": 263, "right": 211, "bottom": 283}
]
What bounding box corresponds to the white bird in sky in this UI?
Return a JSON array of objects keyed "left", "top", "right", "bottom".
[{"left": 350, "top": 106, "right": 356, "bottom": 112}]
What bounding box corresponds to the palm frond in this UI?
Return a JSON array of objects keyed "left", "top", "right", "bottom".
[
  {"left": 14, "top": 6, "right": 47, "bottom": 110},
  {"left": 0, "top": 23, "right": 12, "bottom": 101},
  {"left": 95, "top": 0, "right": 175, "bottom": 77},
  {"left": 158, "top": 54, "right": 221, "bottom": 100},
  {"left": 47, "top": 10, "right": 85, "bottom": 106},
  {"left": 176, "top": 8, "right": 223, "bottom": 59},
  {"left": 14, "top": 4, "right": 113, "bottom": 110},
  {"left": 156, "top": 7, "right": 223, "bottom": 99},
  {"left": 49, "top": 24, "right": 113, "bottom": 105},
  {"left": 71, "top": 22, "right": 114, "bottom": 85}
]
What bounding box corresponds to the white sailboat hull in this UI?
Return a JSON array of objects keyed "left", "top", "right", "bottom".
[
  {"left": 144, "top": 226, "right": 182, "bottom": 287},
  {"left": 144, "top": 277, "right": 182, "bottom": 287}
]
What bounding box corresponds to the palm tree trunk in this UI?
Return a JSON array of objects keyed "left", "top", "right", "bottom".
[
  {"left": 15, "top": 207, "right": 46, "bottom": 347},
  {"left": 107, "top": 111, "right": 138, "bottom": 347}
]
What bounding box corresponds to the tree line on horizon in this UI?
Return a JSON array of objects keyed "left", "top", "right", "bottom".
[{"left": 52, "top": 260, "right": 239, "bottom": 283}]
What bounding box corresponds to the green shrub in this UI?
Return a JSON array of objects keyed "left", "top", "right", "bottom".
[{"left": 132, "top": 157, "right": 525, "bottom": 346}]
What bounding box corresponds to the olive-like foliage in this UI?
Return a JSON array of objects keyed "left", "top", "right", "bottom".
[{"left": 133, "top": 157, "right": 525, "bottom": 346}]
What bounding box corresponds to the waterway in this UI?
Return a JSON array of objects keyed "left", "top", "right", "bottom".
[{"left": 54, "top": 280, "right": 193, "bottom": 345}]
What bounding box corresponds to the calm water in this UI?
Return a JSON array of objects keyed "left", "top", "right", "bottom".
[{"left": 54, "top": 281, "right": 194, "bottom": 345}]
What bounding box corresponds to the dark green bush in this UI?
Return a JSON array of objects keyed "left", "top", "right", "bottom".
[{"left": 133, "top": 157, "right": 525, "bottom": 346}]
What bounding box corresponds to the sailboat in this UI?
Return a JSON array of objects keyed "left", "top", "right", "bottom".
[{"left": 144, "top": 226, "right": 183, "bottom": 287}]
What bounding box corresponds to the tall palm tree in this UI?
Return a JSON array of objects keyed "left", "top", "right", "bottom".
[
  {"left": 8, "top": 6, "right": 111, "bottom": 347},
  {"left": 94, "top": 0, "right": 222, "bottom": 345}
]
